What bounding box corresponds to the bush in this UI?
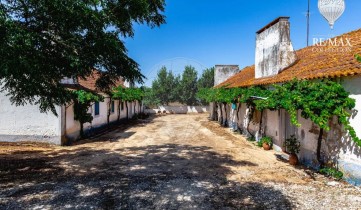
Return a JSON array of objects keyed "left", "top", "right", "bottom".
[
  {"left": 283, "top": 135, "right": 300, "bottom": 154},
  {"left": 320, "top": 167, "right": 344, "bottom": 180}
]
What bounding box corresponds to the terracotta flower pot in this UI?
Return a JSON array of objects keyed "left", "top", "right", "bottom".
[
  {"left": 289, "top": 153, "right": 299, "bottom": 165},
  {"left": 263, "top": 142, "right": 271, "bottom": 151}
]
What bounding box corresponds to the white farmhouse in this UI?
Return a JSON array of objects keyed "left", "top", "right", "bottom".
[
  {"left": 0, "top": 71, "right": 141, "bottom": 145},
  {"left": 216, "top": 17, "right": 361, "bottom": 185}
]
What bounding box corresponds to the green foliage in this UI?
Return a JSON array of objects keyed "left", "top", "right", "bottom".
[
  {"left": 202, "top": 79, "right": 360, "bottom": 146},
  {"left": 356, "top": 54, "right": 361, "bottom": 63},
  {"left": 265, "top": 79, "right": 359, "bottom": 145},
  {"left": 197, "top": 86, "right": 269, "bottom": 106},
  {"left": 73, "top": 90, "right": 103, "bottom": 137},
  {"left": 0, "top": 0, "right": 165, "bottom": 115},
  {"left": 247, "top": 136, "right": 256, "bottom": 142},
  {"left": 179, "top": 66, "right": 198, "bottom": 105},
  {"left": 151, "top": 67, "right": 179, "bottom": 105},
  {"left": 197, "top": 88, "right": 217, "bottom": 104},
  {"left": 142, "top": 87, "right": 160, "bottom": 108},
  {"left": 320, "top": 167, "right": 344, "bottom": 180},
  {"left": 283, "top": 135, "right": 301, "bottom": 154},
  {"left": 197, "top": 67, "right": 215, "bottom": 105},
  {"left": 259, "top": 136, "right": 273, "bottom": 147},
  {"left": 112, "top": 86, "right": 144, "bottom": 102}
]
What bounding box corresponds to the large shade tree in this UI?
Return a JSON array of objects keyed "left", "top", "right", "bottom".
[{"left": 0, "top": 0, "right": 166, "bottom": 115}]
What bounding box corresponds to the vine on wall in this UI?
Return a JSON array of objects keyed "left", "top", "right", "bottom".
[
  {"left": 112, "top": 86, "right": 144, "bottom": 120},
  {"left": 73, "top": 90, "right": 104, "bottom": 138},
  {"left": 198, "top": 79, "right": 360, "bottom": 151}
]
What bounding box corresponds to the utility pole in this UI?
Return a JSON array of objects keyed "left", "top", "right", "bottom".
[{"left": 307, "top": 0, "right": 310, "bottom": 46}]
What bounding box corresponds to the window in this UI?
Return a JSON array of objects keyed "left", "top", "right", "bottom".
[
  {"left": 94, "top": 101, "right": 100, "bottom": 116},
  {"left": 121, "top": 101, "right": 124, "bottom": 111},
  {"left": 111, "top": 101, "right": 115, "bottom": 113}
]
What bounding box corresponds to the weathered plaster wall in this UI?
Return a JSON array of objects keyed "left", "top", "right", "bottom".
[
  {"left": 338, "top": 76, "right": 361, "bottom": 185},
  {"left": 0, "top": 90, "right": 62, "bottom": 145},
  {"left": 265, "top": 110, "right": 280, "bottom": 145},
  {"left": 296, "top": 112, "right": 320, "bottom": 166},
  {"left": 218, "top": 91, "right": 361, "bottom": 185},
  {"left": 236, "top": 104, "right": 246, "bottom": 132},
  {"left": 255, "top": 17, "right": 297, "bottom": 79},
  {"left": 214, "top": 65, "right": 239, "bottom": 86}
]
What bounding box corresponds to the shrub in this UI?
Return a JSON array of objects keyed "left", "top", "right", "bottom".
[
  {"left": 320, "top": 167, "right": 344, "bottom": 180},
  {"left": 283, "top": 135, "right": 300, "bottom": 154}
]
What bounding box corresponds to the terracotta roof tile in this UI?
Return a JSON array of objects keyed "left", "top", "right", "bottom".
[
  {"left": 78, "top": 70, "right": 125, "bottom": 92},
  {"left": 217, "top": 28, "right": 361, "bottom": 88}
]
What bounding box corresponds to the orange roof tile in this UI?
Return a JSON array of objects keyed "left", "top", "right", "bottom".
[
  {"left": 217, "top": 28, "right": 361, "bottom": 88},
  {"left": 78, "top": 70, "right": 125, "bottom": 92}
]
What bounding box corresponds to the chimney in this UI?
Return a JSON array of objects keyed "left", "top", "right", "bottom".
[
  {"left": 214, "top": 65, "right": 240, "bottom": 87},
  {"left": 255, "top": 17, "right": 297, "bottom": 79}
]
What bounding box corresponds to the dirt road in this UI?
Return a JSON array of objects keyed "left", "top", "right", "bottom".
[{"left": 1, "top": 114, "right": 360, "bottom": 209}]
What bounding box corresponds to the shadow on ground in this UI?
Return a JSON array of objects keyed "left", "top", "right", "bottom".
[{"left": 0, "top": 144, "right": 295, "bottom": 209}]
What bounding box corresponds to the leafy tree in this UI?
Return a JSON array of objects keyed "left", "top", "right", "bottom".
[
  {"left": 179, "top": 65, "right": 198, "bottom": 105},
  {"left": 73, "top": 90, "right": 103, "bottom": 138},
  {"left": 151, "top": 67, "right": 179, "bottom": 105},
  {"left": 170, "top": 74, "right": 181, "bottom": 103},
  {"left": 142, "top": 87, "right": 160, "bottom": 108},
  {"left": 197, "top": 67, "right": 215, "bottom": 89},
  {"left": 197, "top": 67, "right": 215, "bottom": 105},
  {"left": 0, "top": 0, "right": 166, "bottom": 115}
]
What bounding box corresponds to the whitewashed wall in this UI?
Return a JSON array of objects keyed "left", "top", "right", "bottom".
[
  {"left": 145, "top": 106, "right": 209, "bottom": 114},
  {"left": 339, "top": 76, "right": 361, "bottom": 184},
  {"left": 65, "top": 98, "right": 138, "bottom": 140},
  {"left": 215, "top": 78, "right": 361, "bottom": 185},
  {"left": 0, "top": 90, "right": 62, "bottom": 145}
]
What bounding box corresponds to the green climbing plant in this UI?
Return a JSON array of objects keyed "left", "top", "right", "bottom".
[
  {"left": 73, "top": 90, "right": 103, "bottom": 138},
  {"left": 112, "top": 86, "right": 144, "bottom": 120},
  {"left": 198, "top": 79, "right": 360, "bottom": 166}
]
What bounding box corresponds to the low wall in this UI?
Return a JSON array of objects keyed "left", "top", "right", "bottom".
[{"left": 145, "top": 106, "right": 209, "bottom": 114}]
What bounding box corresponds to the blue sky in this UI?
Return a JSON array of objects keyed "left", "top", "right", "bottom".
[{"left": 125, "top": 0, "right": 361, "bottom": 86}]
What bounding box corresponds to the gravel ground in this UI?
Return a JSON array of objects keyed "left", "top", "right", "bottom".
[{"left": 0, "top": 114, "right": 360, "bottom": 209}]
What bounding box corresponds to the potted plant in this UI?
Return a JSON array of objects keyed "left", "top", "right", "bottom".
[
  {"left": 260, "top": 136, "right": 272, "bottom": 151},
  {"left": 283, "top": 135, "right": 301, "bottom": 165}
]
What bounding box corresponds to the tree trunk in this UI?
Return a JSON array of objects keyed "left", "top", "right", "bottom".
[
  {"left": 80, "top": 123, "right": 84, "bottom": 138},
  {"left": 126, "top": 102, "right": 129, "bottom": 120},
  {"left": 247, "top": 106, "right": 255, "bottom": 138},
  {"left": 117, "top": 100, "right": 121, "bottom": 122},
  {"left": 236, "top": 103, "right": 241, "bottom": 122},
  {"left": 258, "top": 109, "right": 264, "bottom": 137},
  {"left": 107, "top": 99, "right": 111, "bottom": 126},
  {"left": 219, "top": 103, "right": 223, "bottom": 125},
  {"left": 138, "top": 100, "right": 141, "bottom": 114},
  {"left": 317, "top": 128, "right": 324, "bottom": 168},
  {"left": 211, "top": 102, "right": 217, "bottom": 121},
  {"left": 223, "top": 102, "right": 228, "bottom": 127}
]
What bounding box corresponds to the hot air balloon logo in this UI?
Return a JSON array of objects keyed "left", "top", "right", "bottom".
[{"left": 318, "top": 0, "right": 346, "bottom": 29}]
